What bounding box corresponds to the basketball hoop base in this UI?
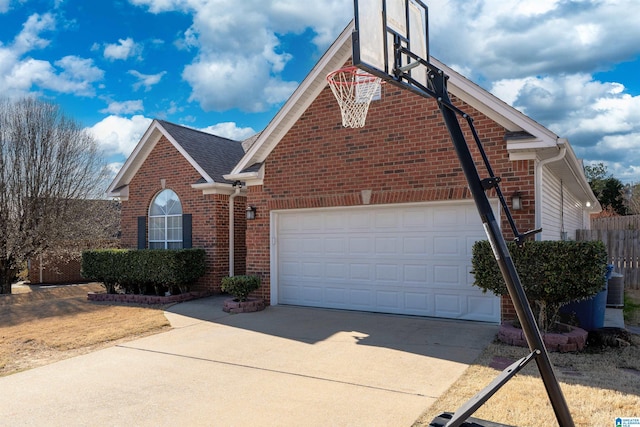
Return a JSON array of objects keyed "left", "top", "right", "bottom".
[{"left": 429, "top": 413, "right": 515, "bottom": 427}]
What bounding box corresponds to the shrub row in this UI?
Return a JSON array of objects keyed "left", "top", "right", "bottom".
[
  {"left": 81, "top": 249, "right": 206, "bottom": 295},
  {"left": 472, "top": 240, "right": 607, "bottom": 331}
]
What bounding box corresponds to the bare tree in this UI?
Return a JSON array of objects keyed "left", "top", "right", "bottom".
[
  {"left": 0, "top": 97, "right": 110, "bottom": 293},
  {"left": 624, "top": 183, "right": 640, "bottom": 215}
]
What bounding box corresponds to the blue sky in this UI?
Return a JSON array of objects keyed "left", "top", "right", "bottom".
[{"left": 2, "top": 0, "right": 640, "bottom": 185}]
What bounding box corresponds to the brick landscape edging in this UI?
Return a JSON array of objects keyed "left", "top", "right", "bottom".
[
  {"left": 498, "top": 322, "right": 588, "bottom": 352},
  {"left": 87, "top": 291, "right": 209, "bottom": 305},
  {"left": 222, "top": 298, "right": 265, "bottom": 314}
]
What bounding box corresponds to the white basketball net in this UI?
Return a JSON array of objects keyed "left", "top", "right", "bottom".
[{"left": 326, "top": 67, "right": 382, "bottom": 128}]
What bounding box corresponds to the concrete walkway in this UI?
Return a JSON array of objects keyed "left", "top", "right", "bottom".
[{"left": 0, "top": 296, "right": 498, "bottom": 426}]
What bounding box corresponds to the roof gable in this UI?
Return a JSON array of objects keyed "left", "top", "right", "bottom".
[
  {"left": 225, "top": 21, "right": 597, "bottom": 208},
  {"left": 227, "top": 22, "right": 558, "bottom": 178},
  {"left": 157, "top": 120, "right": 245, "bottom": 183},
  {"left": 107, "top": 120, "right": 245, "bottom": 198},
  {"left": 227, "top": 21, "right": 563, "bottom": 178}
]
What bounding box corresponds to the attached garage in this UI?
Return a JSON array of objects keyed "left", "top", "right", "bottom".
[{"left": 271, "top": 200, "right": 500, "bottom": 322}]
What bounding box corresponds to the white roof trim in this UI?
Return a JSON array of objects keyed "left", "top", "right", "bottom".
[
  {"left": 191, "top": 182, "right": 245, "bottom": 196},
  {"left": 226, "top": 22, "right": 596, "bottom": 211},
  {"left": 156, "top": 121, "right": 214, "bottom": 183},
  {"left": 229, "top": 23, "right": 354, "bottom": 176},
  {"left": 230, "top": 23, "right": 565, "bottom": 177},
  {"left": 223, "top": 169, "right": 264, "bottom": 186},
  {"left": 107, "top": 185, "right": 129, "bottom": 201},
  {"left": 106, "top": 120, "right": 214, "bottom": 198},
  {"left": 430, "top": 57, "right": 560, "bottom": 145}
]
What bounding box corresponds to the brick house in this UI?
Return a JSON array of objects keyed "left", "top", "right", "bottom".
[
  {"left": 29, "top": 256, "right": 85, "bottom": 284},
  {"left": 28, "top": 200, "right": 120, "bottom": 284},
  {"left": 109, "top": 24, "right": 598, "bottom": 322},
  {"left": 223, "top": 23, "right": 600, "bottom": 322},
  {"left": 107, "top": 120, "right": 248, "bottom": 292}
]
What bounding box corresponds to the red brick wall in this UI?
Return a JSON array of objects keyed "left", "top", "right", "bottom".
[
  {"left": 246, "top": 76, "right": 535, "bottom": 319},
  {"left": 29, "top": 256, "right": 84, "bottom": 284},
  {"left": 120, "top": 135, "right": 245, "bottom": 293}
]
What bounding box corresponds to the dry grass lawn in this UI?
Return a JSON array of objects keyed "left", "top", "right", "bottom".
[
  {"left": 3, "top": 284, "right": 640, "bottom": 426},
  {"left": 0, "top": 283, "right": 171, "bottom": 376},
  {"left": 414, "top": 289, "right": 640, "bottom": 427}
]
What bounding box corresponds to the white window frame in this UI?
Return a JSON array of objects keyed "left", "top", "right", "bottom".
[{"left": 148, "top": 189, "right": 183, "bottom": 249}]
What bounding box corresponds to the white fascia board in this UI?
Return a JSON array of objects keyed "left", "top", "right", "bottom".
[
  {"left": 509, "top": 151, "right": 538, "bottom": 161},
  {"left": 431, "top": 57, "right": 559, "bottom": 145},
  {"left": 191, "top": 182, "right": 243, "bottom": 196},
  {"left": 107, "top": 185, "right": 129, "bottom": 201},
  {"left": 106, "top": 120, "right": 162, "bottom": 194},
  {"left": 229, "top": 22, "right": 354, "bottom": 175},
  {"left": 155, "top": 121, "right": 214, "bottom": 184},
  {"left": 561, "top": 141, "right": 600, "bottom": 207},
  {"left": 106, "top": 119, "right": 216, "bottom": 195},
  {"left": 224, "top": 165, "right": 265, "bottom": 186},
  {"left": 506, "top": 138, "right": 551, "bottom": 152}
]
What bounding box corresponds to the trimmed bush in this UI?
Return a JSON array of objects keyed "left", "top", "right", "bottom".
[
  {"left": 472, "top": 240, "right": 607, "bottom": 331},
  {"left": 221, "top": 275, "right": 261, "bottom": 302},
  {"left": 81, "top": 249, "right": 206, "bottom": 295},
  {"left": 81, "top": 249, "right": 128, "bottom": 294}
]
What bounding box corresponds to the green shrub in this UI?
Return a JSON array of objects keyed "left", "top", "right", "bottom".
[
  {"left": 81, "top": 249, "right": 129, "bottom": 294},
  {"left": 81, "top": 249, "right": 206, "bottom": 295},
  {"left": 472, "top": 240, "right": 607, "bottom": 331},
  {"left": 221, "top": 275, "right": 261, "bottom": 302}
]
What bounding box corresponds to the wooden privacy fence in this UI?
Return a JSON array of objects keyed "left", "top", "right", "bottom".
[
  {"left": 591, "top": 214, "right": 640, "bottom": 231},
  {"left": 576, "top": 229, "right": 640, "bottom": 290}
]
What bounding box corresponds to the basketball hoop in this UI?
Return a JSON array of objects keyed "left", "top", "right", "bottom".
[{"left": 326, "top": 66, "right": 382, "bottom": 128}]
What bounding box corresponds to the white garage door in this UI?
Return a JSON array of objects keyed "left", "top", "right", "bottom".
[{"left": 273, "top": 201, "right": 500, "bottom": 322}]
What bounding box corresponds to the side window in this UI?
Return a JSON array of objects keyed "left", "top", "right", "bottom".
[{"left": 148, "top": 189, "right": 183, "bottom": 249}]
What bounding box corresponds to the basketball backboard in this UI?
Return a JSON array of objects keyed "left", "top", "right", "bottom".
[{"left": 353, "top": 0, "right": 429, "bottom": 88}]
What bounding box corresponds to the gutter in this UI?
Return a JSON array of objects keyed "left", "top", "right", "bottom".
[
  {"left": 228, "top": 182, "right": 242, "bottom": 277},
  {"left": 535, "top": 139, "right": 567, "bottom": 239}
]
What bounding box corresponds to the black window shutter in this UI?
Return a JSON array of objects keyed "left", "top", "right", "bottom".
[
  {"left": 137, "top": 216, "right": 146, "bottom": 249},
  {"left": 183, "top": 214, "right": 192, "bottom": 249}
]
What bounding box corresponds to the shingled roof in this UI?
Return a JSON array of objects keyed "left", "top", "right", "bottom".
[
  {"left": 107, "top": 119, "right": 255, "bottom": 199},
  {"left": 157, "top": 120, "right": 246, "bottom": 184}
]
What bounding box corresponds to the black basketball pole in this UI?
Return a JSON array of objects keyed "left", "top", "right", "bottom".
[{"left": 431, "top": 69, "right": 575, "bottom": 427}]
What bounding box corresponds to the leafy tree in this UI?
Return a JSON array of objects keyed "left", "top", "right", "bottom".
[
  {"left": 584, "top": 163, "right": 628, "bottom": 215},
  {"left": 0, "top": 97, "right": 112, "bottom": 294}
]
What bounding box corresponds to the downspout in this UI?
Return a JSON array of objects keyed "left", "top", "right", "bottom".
[
  {"left": 535, "top": 140, "right": 567, "bottom": 240},
  {"left": 228, "top": 182, "right": 242, "bottom": 277}
]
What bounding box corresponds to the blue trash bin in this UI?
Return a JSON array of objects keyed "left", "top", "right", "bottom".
[
  {"left": 605, "top": 264, "right": 615, "bottom": 282},
  {"left": 560, "top": 264, "right": 611, "bottom": 331},
  {"left": 561, "top": 289, "right": 607, "bottom": 331}
]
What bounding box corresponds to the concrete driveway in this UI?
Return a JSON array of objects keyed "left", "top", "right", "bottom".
[{"left": 0, "top": 296, "right": 498, "bottom": 426}]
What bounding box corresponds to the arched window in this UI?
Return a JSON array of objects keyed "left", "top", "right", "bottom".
[{"left": 149, "top": 189, "right": 183, "bottom": 249}]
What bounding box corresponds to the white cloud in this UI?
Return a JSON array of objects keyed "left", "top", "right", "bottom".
[
  {"left": 128, "top": 0, "right": 185, "bottom": 14},
  {"left": 37, "top": 56, "right": 104, "bottom": 96},
  {"left": 128, "top": 69, "right": 166, "bottom": 91},
  {"left": 416, "top": 0, "right": 640, "bottom": 182},
  {"left": 103, "top": 37, "right": 142, "bottom": 61},
  {"left": 0, "top": 14, "right": 104, "bottom": 98},
  {"left": 0, "top": 0, "right": 9, "bottom": 13},
  {"left": 1, "top": 57, "right": 53, "bottom": 96},
  {"left": 182, "top": 55, "right": 298, "bottom": 112},
  {"left": 200, "top": 122, "right": 256, "bottom": 141},
  {"left": 427, "top": 0, "right": 640, "bottom": 82},
  {"left": 100, "top": 100, "right": 144, "bottom": 115},
  {"left": 12, "top": 13, "right": 55, "bottom": 54},
  {"left": 105, "top": 161, "right": 125, "bottom": 184},
  {"left": 130, "top": 0, "right": 351, "bottom": 112},
  {"left": 88, "top": 115, "right": 152, "bottom": 157},
  {"left": 123, "top": 0, "right": 640, "bottom": 182}
]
